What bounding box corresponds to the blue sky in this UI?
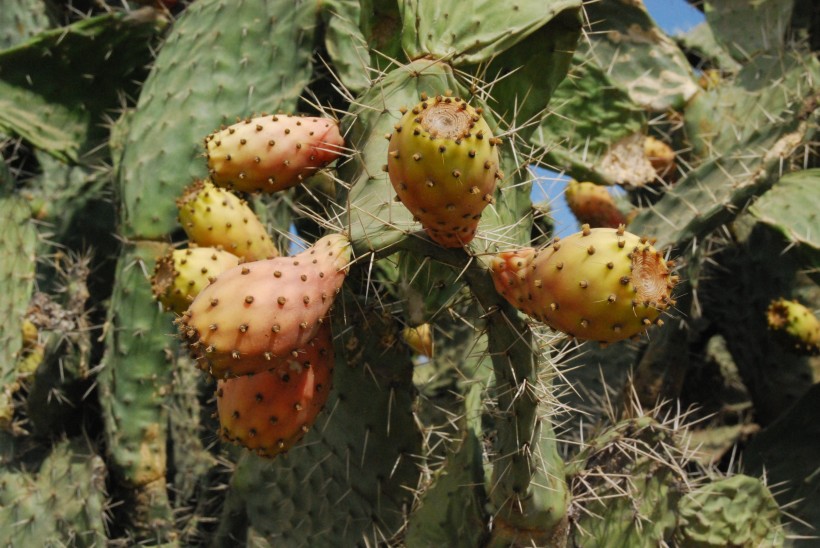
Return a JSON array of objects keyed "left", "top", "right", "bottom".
[{"left": 533, "top": 0, "right": 704, "bottom": 237}]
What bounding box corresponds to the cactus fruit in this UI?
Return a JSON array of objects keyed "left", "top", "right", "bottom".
[
  {"left": 205, "top": 115, "right": 345, "bottom": 193},
  {"left": 176, "top": 179, "right": 279, "bottom": 261},
  {"left": 491, "top": 225, "right": 677, "bottom": 342},
  {"left": 386, "top": 92, "right": 502, "bottom": 247},
  {"left": 179, "top": 233, "right": 351, "bottom": 378},
  {"left": 766, "top": 298, "right": 820, "bottom": 355},
  {"left": 643, "top": 136, "right": 676, "bottom": 181},
  {"left": 402, "top": 323, "right": 433, "bottom": 358},
  {"left": 564, "top": 180, "right": 627, "bottom": 229},
  {"left": 216, "top": 322, "right": 334, "bottom": 458},
  {"left": 489, "top": 247, "right": 537, "bottom": 316},
  {"left": 675, "top": 474, "right": 784, "bottom": 547},
  {"left": 151, "top": 246, "right": 241, "bottom": 314}
]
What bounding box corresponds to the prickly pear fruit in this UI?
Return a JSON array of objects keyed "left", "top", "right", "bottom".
[
  {"left": 489, "top": 248, "right": 537, "bottom": 315},
  {"left": 766, "top": 298, "right": 820, "bottom": 355},
  {"left": 386, "top": 92, "right": 502, "bottom": 247},
  {"left": 178, "top": 233, "right": 351, "bottom": 378},
  {"left": 177, "top": 179, "right": 279, "bottom": 261},
  {"left": 495, "top": 225, "right": 677, "bottom": 343},
  {"left": 205, "top": 114, "right": 345, "bottom": 193},
  {"left": 216, "top": 322, "right": 334, "bottom": 458},
  {"left": 565, "top": 180, "right": 627, "bottom": 229},
  {"left": 643, "top": 136, "right": 676, "bottom": 181},
  {"left": 402, "top": 323, "right": 433, "bottom": 358},
  {"left": 151, "top": 247, "right": 241, "bottom": 314}
]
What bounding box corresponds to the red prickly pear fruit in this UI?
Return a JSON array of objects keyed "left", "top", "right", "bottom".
[
  {"left": 151, "top": 246, "right": 240, "bottom": 314},
  {"left": 177, "top": 179, "right": 279, "bottom": 261},
  {"left": 766, "top": 298, "right": 820, "bottom": 356},
  {"left": 402, "top": 323, "right": 433, "bottom": 358},
  {"left": 497, "top": 225, "right": 677, "bottom": 343},
  {"left": 205, "top": 114, "right": 345, "bottom": 193},
  {"left": 216, "top": 322, "right": 334, "bottom": 458},
  {"left": 489, "top": 248, "right": 537, "bottom": 315},
  {"left": 565, "top": 180, "right": 627, "bottom": 229},
  {"left": 178, "top": 233, "right": 351, "bottom": 378},
  {"left": 387, "top": 92, "right": 502, "bottom": 247}
]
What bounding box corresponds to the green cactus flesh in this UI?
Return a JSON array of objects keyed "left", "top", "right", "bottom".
[
  {"left": 0, "top": 439, "right": 108, "bottom": 547},
  {"left": 0, "top": 10, "right": 164, "bottom": 162},
  {"left": 179, "top": 234, "right": 351, "bottom": 379},
  {"left": 676, "top": 474, "right": 784, "bottom": 547},
  {"left": 386, "top": 93, "right": 501, "bottom": 248},
  {"left": 176, "top": 179, "right": 280, "bottom": 262},
  {"left": 118, "top": 0, "right": 317, "bottom": 239},
  {"left": 0, "top": 194, "right": 36, "bottom": 431}
]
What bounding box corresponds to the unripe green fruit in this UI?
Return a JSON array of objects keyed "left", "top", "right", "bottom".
[
  {"left": 151, "top": 246, "right": 241, "bottom": 314},
  {"left": 177, "top": 179, "right": 279, "bottom": 261},
  {"left": 386, "top": 92, "right": 502, "bottom": 247}
]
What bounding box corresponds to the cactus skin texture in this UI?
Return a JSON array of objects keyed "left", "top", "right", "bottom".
[
  {"left": 151, "top": 246, "right": 241, "bottom": 314},
  {"left": 565, "top": 180, "right": 627, "bottom": 228},
  {"left": 216, "top": 322, "right": 333, "bottom": 458},
  {"left": 492, "top": 225, "right": 677, "bottom": 342},
  {"left": 675, "top": 474, "right": 784, "bottom": 547},
  {"left": 176, "top": 179, "right": 279, "bottom": 261},
  {"left": 205, "top": 114, "right": 345, "bottom": 193},
  {"left": 179, "top": 233, "right": 351, "bottom": 378},
  {"left": 386, "top": 93, "right": 502, "bottom": 247},
  {"left": 766, "top": 298, "right": 820, "bottom": 356}
]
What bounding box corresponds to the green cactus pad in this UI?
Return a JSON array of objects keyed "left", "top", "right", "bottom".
[
  {"left": 703, "top": 0, "right": 794, "bottom": 61},
  {"left": 98, "top": 241, "right": 176, "bottom": 539},
  {"left": 225, "top": 304, "right": 423, "bottom": 545},
  {"left": 676, "top": 474, "right": 785, "bottom": 547},
  {"left": 118, "top": 0, "right": 318, "bottom": 239},
  {"left": 0, "top": 10, "right": 164, "bottom": 163},
  {"left": 0, "top": 0, "right": 52, "bottom": 50},
  {"left": 583, "top": 0, "right": 699, "bottom": 112},
  {"left": 0, "top": 439, "right": 107, "bottom": 547},
  {"left": 0, "top": 194, "right": 36, "bottom": 431},
  {"left": 751, "top": 169, "right": 820, "bottom": 254}
]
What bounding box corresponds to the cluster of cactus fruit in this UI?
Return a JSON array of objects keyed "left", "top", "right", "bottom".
[{"left": 1, "top": 0, "right": 819, "bottom": 546}]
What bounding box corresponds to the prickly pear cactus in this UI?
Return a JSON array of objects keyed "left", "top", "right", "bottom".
[{"left": 1, "top": 0, "right": 819, "bottom": 544}]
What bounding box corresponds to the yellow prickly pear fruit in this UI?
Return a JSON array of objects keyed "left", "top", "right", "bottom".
[
  {"left": 492, "top": 225, "right": 678, "bottom": 343},
  {"left": 151, "top": 246, "right": 241, "bottom": 314},
  {"left": 177, "top": 179, "right": 279, "bottom": 261},
  {"left": 565, "top": 180, "right": 627, "bottom": 229},
  {"left": 402, "top": 323, "right": 434, "bottom": 358},
  {"left": 766, "top": 298, "right": 820, "bottom": 355},
  {"left": 643, "top": 136, "right": 676, "bottom": 181},
  {"left": 387, "top": 92, "right": 502, "bottom": 247}
]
